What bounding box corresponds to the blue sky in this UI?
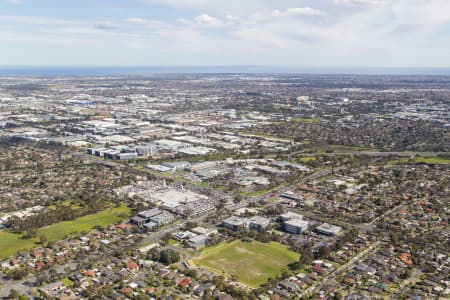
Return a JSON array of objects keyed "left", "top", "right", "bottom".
[{"left": 1, "top": 0, "right": 450, "bottom": 67}]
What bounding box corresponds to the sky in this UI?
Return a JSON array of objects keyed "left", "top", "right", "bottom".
[{"left": 1, "top": 0, "right": 450, "bottom": 67}]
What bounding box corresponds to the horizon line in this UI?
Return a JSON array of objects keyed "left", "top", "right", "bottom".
[
  {"left": 1, "top": 65, "right": 450, "bottom": 68},
  {"left": 1, "top": 65, "right": 450, "bottom": 76}
]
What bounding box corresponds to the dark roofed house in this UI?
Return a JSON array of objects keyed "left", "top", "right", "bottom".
[
  {"left": 280, "top": 281, "right": 299, "bottom": 293},
  {"left": 194, "top": 282, "right": 215, "bottom": 297},
  {"left": 312, "top": 264, "right": 325, "bottom": 275},
  {"left": 218, "top": 293, "right": 233, "bottom": 300},
  {"left": 271, "top": 288, "right": 290, "bottom": 298}
]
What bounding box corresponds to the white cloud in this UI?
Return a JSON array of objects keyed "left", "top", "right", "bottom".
[
  {"left": 0, "top": 15, "right": 77, "bottom": 26},
  {"left": 45, "top": 27, "right": 139, "bottom": 38},
  {"left": 334, "top": 0, "right": 390, "bottom": 5},
  {"left": 141, "top": 0, "right": 274, "bottom": 16},
  {"left": 124, "top": 17, "right": 165, "bottom": 29},
  {"left": 93, "top": 21, "right": 117, "bottom": 30},
  {"left": 5, "top": 0, "right": 23, "bottom": 4},
  {"left": 392, "top": 0, "right": 450, "bottom": 27},
  {"left": 194, "top": 14, "right": 224, "bottom": 27},
  {"left": 273, "top": 7, "right": 326, "bottom": 17},
  {"left": 178, "top": 13, "right": 238, "bottom": 28},
  {"left": 225, "top": 14, "right": 238, "bottom": 22}
]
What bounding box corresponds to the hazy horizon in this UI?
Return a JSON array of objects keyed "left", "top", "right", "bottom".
[{"left": 2, "top": 65, "right": 450, "bottom": 76}]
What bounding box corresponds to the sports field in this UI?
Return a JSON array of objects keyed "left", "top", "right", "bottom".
[
  {"left": 193, "top": 240, "right": 300, "bottom": 288},
  {"left": 0, "top": 205, "right": 131, "bottom": 259}
]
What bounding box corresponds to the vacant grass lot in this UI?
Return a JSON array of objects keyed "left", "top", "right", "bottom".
[
  {"left": 0, "top": 231, "right": 36, "bottom": 260},
  {"left": 193, "top": 240, "right": 299, "bottom": 288},
  {"left": 0, "top": 205, "right": 131, "bottom": 259}
]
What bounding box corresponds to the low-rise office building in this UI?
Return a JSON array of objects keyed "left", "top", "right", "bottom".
[
  {"left": 316, "top": 223, "right": 342, "bottom": 236},
  {"left": 130, "top": 208, "right": 175, "bottom": 229},
  {"left": 188, "top": 234, "right": 211, "bottom": 249},
  {"left": 280, "top": 212, "right": 304, "bottom": 222},
  {"left": 248, "top": 216, "right": 271, "bottom": 230},
  {"left": 284, "top": 219, "right": 309, "bottom": 234},
  {"left": 222, "top": 216, "right": 247, "bottom": 231}
]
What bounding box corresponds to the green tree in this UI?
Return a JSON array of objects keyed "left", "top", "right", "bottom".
[
  {"left": 8, "top": 289, "right": 21, "bottom": 299},
  {"left": 39, "top": 234, "right": 48, "bottom": 245}
]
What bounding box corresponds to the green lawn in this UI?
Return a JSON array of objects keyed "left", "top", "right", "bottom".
[
  {"left": 0, "top": 231, "right": 36, "bottom": 260},
  {"left": 168, "top": 238, "right": 180, "bottom": 246},
  {"left": 0, "top": 205, "right": 131, "bottom": 259},
  {"left": 61, "top": 277, "right": 74, "bottom": 287},
  {"left": 267, "top": 196, "right": 278, "bottom": 203},
  {"left": 307, "top": 144, "right": 375, "bottom": 153},
  {"left": 388, "top": 157, "right": 450, "bottom": 165},
  {"left": 193, "top": 240, "right": 300, "bottom": 288},
  {"left": 38, "top": 205, "right": 131, "bottom": 241},
  {"left": 298, "top": 156, "right": 316, "bottom": 163}
]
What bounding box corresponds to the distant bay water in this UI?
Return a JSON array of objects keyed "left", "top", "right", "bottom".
[{"left": 1, "top": 66, "right": 450, "bottom": 76}]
